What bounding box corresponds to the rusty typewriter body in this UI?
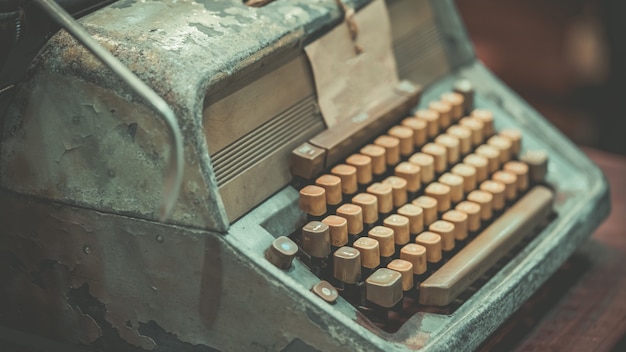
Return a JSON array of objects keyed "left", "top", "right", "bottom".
[{"left": 0, "top": 0, "right": 609, "bottom": 351}]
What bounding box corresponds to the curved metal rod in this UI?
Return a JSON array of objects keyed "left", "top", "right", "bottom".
[{"left": 32, "top": 0, "right": 184, "bottom": 221}]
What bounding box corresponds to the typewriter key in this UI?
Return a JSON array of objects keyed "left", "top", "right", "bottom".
[
  {"left": 451, "top": 163, "right": 477, "bottom": 193},
  {"left": 488, "top": 135, "right": 513, "bottom": 163},
  {"left": 351, "top": 193, "right": 379, "bottom": 227},
  {"left": 331, "top": 164, "right": 358, "bottom": 195},
  {"left": 397, "top": 204, "right": 424, "bottom": 237},
  {"left": 415, "top": 109, "right": 440, "bottom": 138},
  {"left": 299, "top": 185, "right": 327, "bottom": 217},
  {"left": 442, "top": 210, "right": 469, "bottom": 241},
  {"left": 503, "top": 161, "right": 530, "bottom": 191},
  {"left": 374, "top": 135, "right": 401, "bottom": 166},
  {"left": 265, "top": 236, "right": 299, "bottom": 269},
  {"left": 438, "top": 173, "right": 464, "bottom": 204},
  {"left": 459, "top": 117, "right": 484, "bottom": 146},
  {"left": 315, "top": 174, "right": 342, "bottom": 206},
  {"left": 387, "top": 259, "right": 414, "bottom": 292},
  {"left": 367, "top": 182, "right": 394, "bottom": 215},
  {"left": 322, "top": 215, "right": 349, "bottom": 248},
  {"left": 400, "top": 243, "right": 428, "bottom": 275},
  {"left": 383, "top": 214, "right": 410, "bottom": 247},
  {"left": 467, "top": 190, "right": 493, "bottom": 221},
  {"left": 464, "top": 153, "right": 489, "bottom": 182},
  {"left": 521, "top": 150, "right": 549, "bottom": 183},
  {"left": 429, "top": 101, "right": 452, "bottom": 129},
  {"left": 499, "top": 128, "right": 522, "bottom": 155},
  {"left": 429, "top": 220, "right": 455, "bottom": 252},
  {"left": 333, "top": 247, "right": 361, "bottom": 284},
  {"left": 422, "top": 143, "right": 447, "bottom": 173},
  {"left": 441, "top": 92, "right": 465, "bottom": 121},
  {"left": 476, "top": 144, "right": 501, "bottom": 173},
  {"left": 409, "top": 152, "right": 435, "bottom": 183},
  {"left": 401, "top": 117, "right": 428, "bottom": 147},
  {"left": 346, "top": 154, "right": 373, "bottom": 186},
  {"left": 472, "top": 109, "right": 495, "bottom": 137},
  {"left": 454, "top": 79, "right": 475, "bottom": 113},
  {"left": 413, "top": 196, "right": 438, "bottom": 226},
  {"left": 447, "top": 125, "right": 472, "bottom": 155},
  {"left": 311, "top": 281, "right": 339, "bottom": 304},
  {"left": 480, "top": 180, "right": 506, "bottom": 211},
  {"left": 353, "top": 237, "right": 381, "bottom": 274},
  {"left": 336, "top": 204, "right": 363, "bottom": 237},
  {"left": 368, "top": 226, "right": 395, "bottom": 266},
  {"left": 360, "top": 144, "right": 386, "bottom": 176},
  {"left": 435, "top": 134, "right": 460, "bottom": 164},
  {"left": 415, "top": 232, "right": 442, "bottom": 264},
  {"left": 383, "top": 176, "right": 408, "bottom": 208},
  {"left": 366, "top": 268, "right": 403, "bottom": 308},
  {"left": 301, "top": 221, "right": 331, "bottom": 259},
  {"left": 425, "top": 182, "right": 451, "bottom": 212},
  {"left": 456, "top": 201, "right": 482, "bottom": 233},
  {"left": 492, "top": 171, "right": 518, "bottom": 201},
  {"left": 388, "top": 126, "right": 414, "bottom": 157},
  {"left": 394, "top": 162, "right": 421, "bottom": 193}
]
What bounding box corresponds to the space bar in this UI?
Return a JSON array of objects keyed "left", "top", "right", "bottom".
[{"left": 419, "top": 186, "right": 554, "bottom": 306}]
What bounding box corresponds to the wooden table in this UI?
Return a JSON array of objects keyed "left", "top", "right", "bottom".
[{"left": 480, "top": 148, "right": 626, "bottom": 351}]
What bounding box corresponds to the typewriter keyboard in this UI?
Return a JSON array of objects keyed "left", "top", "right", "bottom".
[{"left": 271, "top": 84, "right": 554, "bottom": 331}]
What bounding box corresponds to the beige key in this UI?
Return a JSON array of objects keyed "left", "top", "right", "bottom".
[
  {"left": 447, "top": 125, "right": 472, "bottom": 154},
  {"left": 475, "top": 144, "right": 501, "bottom": 173},
  {"left": 480, "top": 180, "right": 506, "bottom": 211},
  {"left": 389, "top": 126, "right": 415, "bottom": 157},
  {"left": 451, "top": 163, "right": 477, "bottom": 193},
  {"left": 442, "top": 210, "right": 469, "bottom": 241},
  {"left": 493, "top": 171, "right": 518, "bottom": 201},
  {"left": 369, "top": 226, "right": 395, "bottom": 258},
  {"left": 499, "top": 128, "right": 522, "bottom": 155},
  {"left": 360, "top": 144, "right": 386, "bottom": 176},
  {"left": 383, "top": 176, "right": 408, "bottom": 208},
  {"left": 353, "top": 237, "right": 380, "bottom": 269},
  {"left": 422, "top": 143, "right": 447, "bottom": 173},
  {"left": 439, "top": 173, "right": 464, "bottom": 203},
  {"left": 388, "top": 259, "right": 414, "bottom": 291},
  {"left": 299, "top": 185, "right": 327, "bottom": 216},
  {"left": 425, "top": 182, "right": 451, "bottom": 212},
  {"left": 336, "top": 204, "right": 363, "bottom": 235},
  {"left": 429, "top": 101, "right": 452, "bottom": 129},
  {"left": 333, "top": 246, "right": 361, "bottom": 284},
  {"left": 415, "top": 109, "right": 440, "bottom": 138},
  {"left": 415, "top": 232, "right": 442, "bottom": 263},
  {"left": 302, "top": 221, "right": 331, "bottom": 258},
  {"left": 463, "top": 154, "right": 489, "bottom": 182},
  {"left": 311, "top": 281, "right": 339, "bottom": 304},
  {"left": 409, "top": 152, "right": 435, "bottom": 183},
  {"left": 456, "top": 201, "right": 482, "bottom": 232},
  {"left": 503, "top": 161, "right": 530, "bottom": 191},
  {"left": 413, "top": 196, "right": 438, "bottom": 226},
  {"left": 400, "top": 243, "right": 428, "bottom": 275},
  {"left": 521, "top": 150, "right": 549, "bottom": 183},
  {"left": 441, "top": 92, "right": 465, "bottom": 121},
  {"left": 487, "top": 135, "right": 513, "bottom": 163},
  {"left": 454, "top": 79, "right": 474, "bottom": 113},
  {"left": 315, "top": 174, "right": 342, "bottom": 206},
  {"left": 322, "top": 215, "right": 349, "bottom": 247},
  {"left": 366, "top": 268, "right": 403, "bottom": 308},
  {"left": 346, "top": 154, "right": 373, "bottom": 185},
  {"left": 471, "top": 109, "right": 494, "bottom": 137},
  {"left": 395, "top": 162, "right": 421, "bottom": 193},
  {"left": 397, "top": 203, "right": 424, "bottom": 235},
  {"left": 459, "top": 117, "right": 484, "bottom": 146},
  {"left": 375, "top": 135, "right": 401, "bottom": 166},
  {"left": 291, "top": 142, "right": 326, "bottom": 179},
  {"left": 265, "top": 236, "right": 299, "bottom": 269},
  {"left": 402, "top": 117, "right": 428, "bottom": 147},
  {"left": 467, "top": 190, "right": 493, "bottom": 221},
  {"left": 384, "top": 214, "right": 410, "bottom": 246},
  {"left": 352, "top": 193, "right": 379, "bottom": 225},
  {"left": 419, "top": 186, "right": 554, "bottom": 306},
  {"left": 331, "top": 164, "right": 358, "bottom": 195},
  {"left": 435, "top": 134, "right": 460, "bottom": 164},
  {"left": 429, "top": 220, "right": 456, "bottom": 251},
  {"left": 367, "top": 183, "right": 393, "bottom": 214}
]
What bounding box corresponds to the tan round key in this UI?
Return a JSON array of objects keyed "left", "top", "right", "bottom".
[
  {"left": 425, "top": 182, "right": 451, "bottom": 212},
  {"left": 429, "top": 101, "right": 452, "bottom": 129},
  {"left": 475, "top": 144, "right": 501, "bottom": 173},
  {"left": 442, "top": 210, "right": 468, "bottom": 241},
  {"left": 336, "top": 204, "right": 363, "bottom": 235},
  {"left": 333, "top": 246, "right": 361, "bottom": 284},
  {"left": 454, "top": 79, "right": 475, "bottom": 113},
  {"left": 346, "top": 154, "right": 373, "bottom": 185},
  {"left": 472, "top": 109, "right": 494, "bottom": 137},
  {"left": 463, "top": 154, "right": 489, "bottom": 182},
  {"left": 447, "top": 125, "right": 472, "bottom": 154},
  {"left": 299, "top": 185, "right": 327, "bottom": 216},
  {"left": 456, "top": 201, "right": 481, "bottom": 232},
  {"left": 389, "top": 125, "right": 414, "bottom": 157},
  {"left": 415, "top": 109, "right": 440, "bottom": 138},
  {"left": 265, "top": 236, "right": 299, "bottom": 269},
  {"left": 451, "top": 163, "right": 477, "bottom": 193},
  {"left": 395, "top": 162, "right": 421, "bottom": 193},
  {"left": 388, "top": 259, "right": 414, "bottom": 291},
  {"left": 383, "top": 176, "right": 408, "bottom": 208},
  {"left": 488, "top": 135, "right": 513, "bottom": 163},
  {"left": 521, "top": 150, "right": 549, "bottom": 183},
  {"left": 301, "top": 221, "right": 331, "bottom": 258},
  {"left": 353, "top": 237, "right": 380, "bottom": 269},
  {"left": 422, "top": 143, "right": 447, "bottom": 173},
  {"left": 503, "top": 161, "right": 529, "bottom": 191},
  {"left": 480, "top": 180, "right": 506, "bottom": 211},
  {"left": 429, "top": 220, "right": 455, "bottom": 251},
  {"left": 435, "top": 134, "right": 460, "bottom": 164},
  {"left": 400, "top": 243, "right": 427, "bottom": 275},
  {"left": 368, "top": 226, "right": 395, "bottom": 258},
  {"left": 315, "top": 174, "right": 342, "bottom": 206},
  {"left": 352, "top": 193, "right": 379, "bottom": 225},
  {"left": 397, "top": 203, "right": 424, "bottom": 235},
  {"left": 467, "top": 190, "right": 493, "bottom": 221},
  {"left": 415, "top": 232, "right": 442, "bottom": 263},
  {"left": 360, "top": 144, "right": 386, "bottom": 176},
  {"left": 459, "top": 117, "right": 484, "bottom": 146},
  {"left": 331, "top": 164, "right": 358, "bottom": 195},
  {"left": 402, "top": 117, "right": 428, "bottom": 147},
  {"left": 367, "top": 182, "right": 393, "bottom": 214},
  {"left": 311, "top": 280, "right": 339, "bottom": 304},
  {"left": 441, "top": 92, "right": 465, "bottom": 121},
  {"left": 439, "top": 173, "right": 464, "bottom": 203},
  {"left": 384, "top": 214, "right": 410, "bottom": 246},
  {"left": 413, "top": 196, "right": 438, "bottom": 226},
  {"left": 322, "top": 215, "right": 349, "bottom": 247},
  {"left": 499, "top": 128, "right": 522, "bottom": 155},
  {"left": 493, "top": 170, "right": 518, "bottom": 201},
  {"left": 409, "top": 152, "right": 435, "bottom": 183},
  {"left": 375, "top": 135, "right": 401, "bottom": 166}
]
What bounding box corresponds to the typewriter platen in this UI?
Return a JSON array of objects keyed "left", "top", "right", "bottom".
[{"left": 0, "top": 0, "right": 610, "bottom": 351}]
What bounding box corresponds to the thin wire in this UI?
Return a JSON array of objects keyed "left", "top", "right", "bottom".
[{"left": 32, "top": 0, "right": 184, "bottom": 221}]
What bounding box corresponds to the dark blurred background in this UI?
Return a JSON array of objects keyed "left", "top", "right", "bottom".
[{"left": 456, "top": 0, "right": 626, "bottom": 156}]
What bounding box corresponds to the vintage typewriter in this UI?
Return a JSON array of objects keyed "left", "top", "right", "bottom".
[{"left": 0, "top": 0, "right": 610, "bottom": 351}]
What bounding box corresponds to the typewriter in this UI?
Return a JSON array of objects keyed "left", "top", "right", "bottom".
[{"left": 0, "top": 0, "right": 610, "bottom": 351}]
